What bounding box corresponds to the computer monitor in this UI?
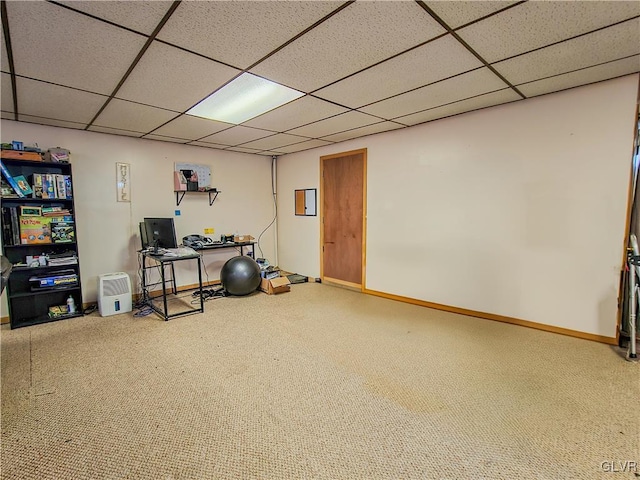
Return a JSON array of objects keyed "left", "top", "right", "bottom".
[
  {"left": 143, "top": 217, "right": 177, "bottom": 252},
  {"left": 139, "top": 222, "right": 149, "bottom": 249}
]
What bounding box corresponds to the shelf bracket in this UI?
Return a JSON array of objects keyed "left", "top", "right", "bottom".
[{"left": 174, "top": 190, "right": 220, "bottom": 206}]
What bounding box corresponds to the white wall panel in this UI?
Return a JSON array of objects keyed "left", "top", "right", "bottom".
[{"left": 276, "top": 75, "right": 639, "bottom": 338}]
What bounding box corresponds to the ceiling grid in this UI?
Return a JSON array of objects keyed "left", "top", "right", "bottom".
[{"left": 0, "top": 0, "right": 637, "bottom": 156}]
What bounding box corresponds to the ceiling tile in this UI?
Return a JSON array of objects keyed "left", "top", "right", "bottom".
[
  {"left": 1, "top": 20, "right": 9, "bottom": 71},
  {"left": 250, "top": 1, "right": 446, "bottom": 92},
  {"left": 287, "top": 111, "right": 381, "bottom": 138},
  {"left": 92, "top": 99, "right": 177, "bottom": 132},
  {"left": 17, "top": 77, "right": 106, "bottom": 124},
  {"left": 393, "top": 89, "right": 521, "bottom": 126},
  {"left": 157, "top": 1, "right": 340, "bottom": 69},
  {"left": 57, "top": 1, "right": 173, "bottom": 35},
  {"left": 116, "top": 41, "right": 241, "bottom": 112},
  {"left": 243, "top": 96, "right": 348, "bottom": 132},
  {"left": 425, "top": 1, "right": 521, "bottom": 29},
  {"left": 152, "top": 114, "right": 232, "bottom": 140},
  {"left": 18, "top": 113, "right": 87, "bottom": 130},
  {"left": 238, "top": 133, "right": 310, "bottom": 151},
  {"left": 6, "top": 1, "right": 146, "bottom": 95},
  {"left": 314, "top": 35, "right": 483, "bottom": 108},
  {"left": 88, "top": 125, "right": 144, "bottom": 138},
  {"left": 320, "top": 121, "right": 405, "bottom": 143},
  {"left": 141, "top": 134, "right": 188, "bottom": 144},
  {"left": 493, "top": 19, "right": 640, "bottom": 86},
  {"left": 361, "top": 68, "right": 509, "bottom": 119},
  {"left": 517, "top": 56, "right": 640, "bottom": 98},
  {"left": 199, "top": 126, "right": 273, "bottom": 146},
  {"left": 457, "top": 1, "right": 640, "bottom": 63},
  {"left": 274, "top": 139, "right": 334, "bottom": 154},
  {"left": 1, "top": 73, "right": 13, "bottom": 112}
]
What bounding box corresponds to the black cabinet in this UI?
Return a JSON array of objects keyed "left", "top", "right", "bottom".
[{"left": 1, "top": 158, "right": 83, "bottom": 328}]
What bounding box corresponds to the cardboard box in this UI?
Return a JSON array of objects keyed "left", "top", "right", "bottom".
[
  {"left": 259, "top": 276, "right": 290, "bottom": 295},
  {"left": 234, "top": 234, "right": 255, "bottom": 243}
]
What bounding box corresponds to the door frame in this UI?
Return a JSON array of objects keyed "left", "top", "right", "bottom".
[{"left": 320, "top": 148, "right": 367, "bottom": 291}]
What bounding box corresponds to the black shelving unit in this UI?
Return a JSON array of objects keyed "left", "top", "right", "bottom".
[{"left": 1, "top": 158, "right": 83, "bottom": 328}]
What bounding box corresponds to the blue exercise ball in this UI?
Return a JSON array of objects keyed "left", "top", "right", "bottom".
[{"left": 220, "top": 256, "right": 261, "bottom": 296}]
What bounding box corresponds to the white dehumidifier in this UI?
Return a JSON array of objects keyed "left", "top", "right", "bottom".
[{"left": 98, "top": 272, "right": 132, "bottom": 316}]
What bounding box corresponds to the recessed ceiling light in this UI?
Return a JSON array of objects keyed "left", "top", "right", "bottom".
[{"left": 186, "top": 73, "right": 304, "bottom": 124}]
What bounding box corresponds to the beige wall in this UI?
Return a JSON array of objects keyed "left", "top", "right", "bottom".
[
  {"left": 0, "top": 122, "right": 276, "bottom": 311},
  {"left": 276, "top": 74, "right": 640, "bottom": 338}
]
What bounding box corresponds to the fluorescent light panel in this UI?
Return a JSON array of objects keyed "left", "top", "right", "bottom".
[{"left": 186, "top": 73, "right": 304, "bottom": 124}]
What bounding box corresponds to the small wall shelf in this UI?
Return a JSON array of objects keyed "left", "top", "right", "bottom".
[{"left": 175, "top": 189, "right": 220, "bottom": 206}]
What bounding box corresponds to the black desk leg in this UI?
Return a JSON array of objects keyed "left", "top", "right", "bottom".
[
  {"left": 142, "top": 254, "right": 149, "bottom": 303},
  {"left": 197, "top": 256, "right": 204, "bottom": 312},
  {"left": 161, "top": 261, "right": 169, "bottom": 321}
]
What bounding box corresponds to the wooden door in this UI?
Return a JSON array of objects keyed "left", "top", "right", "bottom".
[{"left": 321, "top": 149, "right": 366, "bottom": 288}]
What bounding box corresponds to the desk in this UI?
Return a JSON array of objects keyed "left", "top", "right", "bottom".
[
  {"left": 140, "top": 248, "right": 204, "bottom": 321},
  {"left": 194, "top": 241, "right": 256, "bottom": 258}
]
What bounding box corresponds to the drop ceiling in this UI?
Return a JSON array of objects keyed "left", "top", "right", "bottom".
[{"left": 1, "top": 0, "right": 638, "bottom": 156}]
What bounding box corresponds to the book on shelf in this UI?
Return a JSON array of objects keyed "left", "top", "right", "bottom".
[
  {"left": 1, "top": 178, "right": 18, "bottom": 197},
  {"left": 1, "top": 207, "right": 13, "bottom": 245},
  {"left": 31, "top": 173, "right": 43, "bottom": 199},
  {"left": 55, "top": 174, "right": 66, "bottom": 199},
  {"left": 42, "top": 174, "right": 57, "bottom": 199},
  {"left": 46, "top": 215, "right": 72, "bottom": 223},
  {"left": 64, "top": 175, "right": 72, "bottom": 199},
  {"left": 13, "top": 175, "right": 32, "bottom": 196},
  {"left": 31, "top": 174, "right": 72, "bottom": 199},
  {"left": 42, "top": 206, "right": 64, "bottom": 214},
  {"left": 42, "top": 208, "right": 71, "bottom": 218},
  {"left": 0, "top": 160, "right": 25, "bottom": 197},
  {"left": 10, "top": 207, "right": 19, "bottom": 245}
]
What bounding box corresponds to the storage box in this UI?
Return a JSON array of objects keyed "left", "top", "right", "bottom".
[
  {"left": 234, "top": 234, "right": 255, "bottom": 243},
  {"left": 19, "top": 216, "right": 51, "bottom": 244},
  {"left": 29, "top": 272, "right": 78, "bottom": 289},
  {"left": 44, "top": 148, "right": 70, "bottom": 163},
  {"left": 1, "top": 150, "right": 42, "bottom": 161},
  {"left": 259, "top": 276, "right": 290, "bottom": 295}
]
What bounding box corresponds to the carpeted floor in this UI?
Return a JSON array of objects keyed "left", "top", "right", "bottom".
[{"left": 1, "top": 283, "right": 638, "bottom": 479}]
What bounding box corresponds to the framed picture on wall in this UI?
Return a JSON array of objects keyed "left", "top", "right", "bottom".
[{"left": 174, "top": 163, "right": 212, "bottom": 191}]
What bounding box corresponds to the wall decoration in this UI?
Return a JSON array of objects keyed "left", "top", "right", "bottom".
[
  {"left": 174, "top": 163, "right": 212, "bottom": 191},
  {"left": 116, "top": 162, "right": 131, "bottom": 202},
  {"left": 295, "top": 188, "right": 317, "bottom": 216}
]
